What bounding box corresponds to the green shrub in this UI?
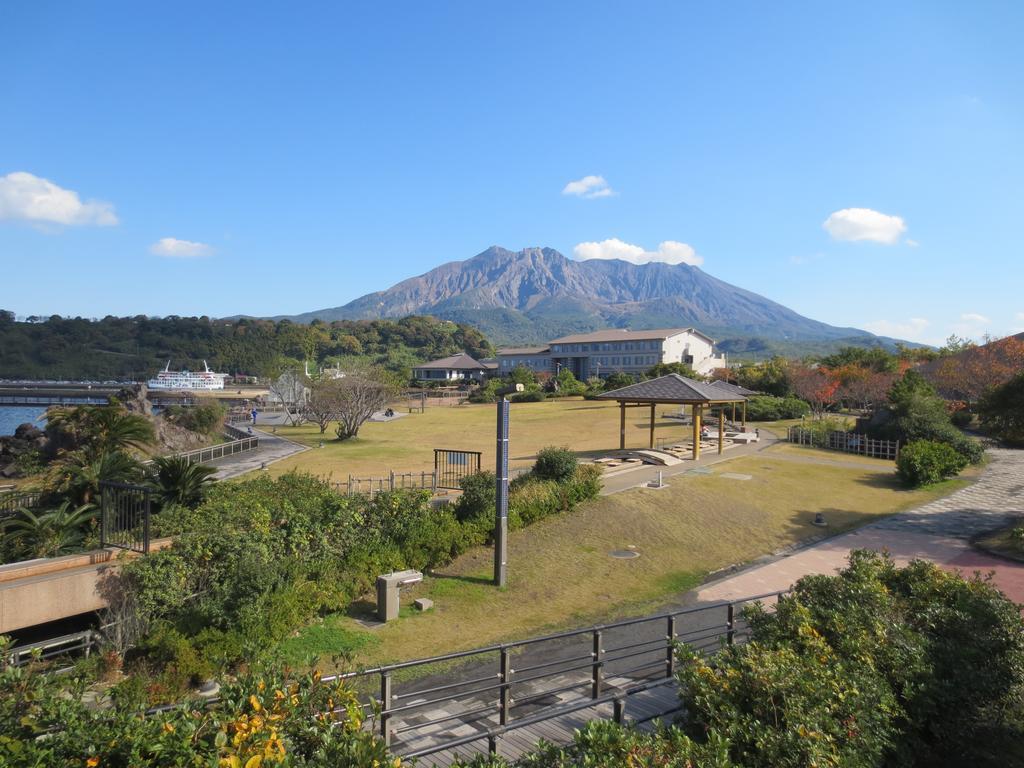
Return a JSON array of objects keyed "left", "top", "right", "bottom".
[
  {"left": 897, "top": 439, "right": 968, "bottom": 486},
  {"left": 510, "top": 389, "right": 545, "bottom": 403},
  {"left": 162, "top": 401, "right": 226, "bottom": 435},
  {"left": 745, "top": 394, "right": 811, "bottom": 421},
  {"left": 533, "top": 446, "right": 577, "bottom": 482},
  {"left": 978, "top": 372, "right": 1024, "bottom": 446},
  {"left": 950, "top": 409, "right": 973, "bottom": 428},
  {"left": 0, "top": 654, "right": 394, "bottom": 767}
]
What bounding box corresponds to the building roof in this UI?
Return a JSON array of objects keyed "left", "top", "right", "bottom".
[
  {"left": 497, "top": 346, "right": 550, "bottom": 356},
  {"left": 548, "top": 327, "right": 715, "bottom": 345},
  {"left": 413, "top": 353, "right": 489, "bottom": 371},
  {"left": 709, "top": 379, "right": 759, "bottom": 397},
  {"left": 597, "top": 373, "right": 747, "bottom": 404},
  {"left": 478, "top": 358, "right": 500, "bottom": 370}
]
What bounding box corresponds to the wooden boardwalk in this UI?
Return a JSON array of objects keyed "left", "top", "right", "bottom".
[{"left": 388, "top": 674, "right": 682, "bottom": 767}]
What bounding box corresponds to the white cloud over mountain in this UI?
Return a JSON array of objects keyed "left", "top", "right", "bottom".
[
  {"left": 823, "top": 207, "right": 906, "bottom": 244},
  {"left": 562, "top": 175, "right": 614, "bottom": 199},
  {"left": 0, "top": 171, "right": 118, "bottom": 226},
  {"left": 863, "top": 317, "right": 930, "bottom": 341},
  {"left": 573, "top": 238, "right": 703, "bottom": 266},
  {"left": 150, "top": 237, "right": 213, "bottom": 258}
]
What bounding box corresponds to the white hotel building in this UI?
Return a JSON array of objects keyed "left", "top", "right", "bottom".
[{"left": 497, "top": 327, "right": 727, "bottom": 380}]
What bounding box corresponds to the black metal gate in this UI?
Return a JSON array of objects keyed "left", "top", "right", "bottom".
[
  {"left": 433, "top": 449, "right": 482, "bottom": 490},
  {"left": 100, "top": 481, "right": 151, "bottom": 554}
]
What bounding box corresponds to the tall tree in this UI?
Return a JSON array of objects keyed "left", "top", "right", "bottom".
[{"left": 333, "top": 367, "right": 400, "bottom": 440}]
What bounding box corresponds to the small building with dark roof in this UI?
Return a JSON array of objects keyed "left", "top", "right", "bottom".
[
  {"left": 412, "top": 353, "right": 490, "bottom": 382},
  {"left": 597, "top": 373, "right": 749, "bottom": 459}
]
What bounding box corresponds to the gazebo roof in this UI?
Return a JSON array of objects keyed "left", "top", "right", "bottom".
[
  {"left": 597, "top": 373, "right": 747, "bottom": 404},
  {"left": 708, "top": 379, "right": 759, "bottom": 397}
]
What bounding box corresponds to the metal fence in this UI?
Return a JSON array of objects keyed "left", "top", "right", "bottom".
[
  {"left": 787, "top": 427, "right": 900, "bottom": 460},
  {"left": 0, "top": 490, "right": 44, "bottom": 519},
  {"left": 330, "top": 590, "right": 785, "bottom": 761},
  {"left": 333, "top": 471, "right": 439, "bottom": 496},
  {"left": 7, "top": 630, "right": 99, "bottom": 667},
  {"left": 434, "top": 449, "right": 482, "bottom": 491},
  {"left": 99, "top": 481, "right": 151, "bottom": 554},
  {"left": 162, "top": 434, "right": 260, "bottom": 466}
]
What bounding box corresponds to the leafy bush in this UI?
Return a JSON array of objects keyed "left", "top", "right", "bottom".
[
  {"left": 978, "top": 372, "right": 1024, "bottom": 446},
  {"left": 897, "top": 439, "right": 968, "bottom": 486},
  {"left": 162, "top": 401, "right": 226, "bottom": 435},
  {"left": 950, "top": 408, "right": 973, "bottom": 428},
  {"left": 875, "top": 371, "right": 983, "bottom": 464},
  {"left": 0, "top": 654, "right": 395, "bottom": 767},
  {"left": 744, "top": 394, "right": 811, "bottom": 421},
  {"left": 533, "top": 446, "right": 577, "bottom": 482},
  {"left": 510, "top": 389, "right": 545, "bottom": 403}
]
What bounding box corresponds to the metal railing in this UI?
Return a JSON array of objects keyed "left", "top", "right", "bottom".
[
  {"left": 333, "top": 472, "right": 438, "bottom": 496},
  {"left": 329, "top": 589, "right": 785, "bottom": 760},
  {"left": 0, "top": 490, "right": 44, "bottom": 518},
  {"left": 161, "top": 434, "right": 260, "bottom": 466},
  {"left": 787, "top": 427, "right": 900, "bottom": 460},
  {"left": 6, "top": 630, "right": 99, "bottom": 667},
  {"left": 100, "top": 481, "right": 151, "bottom": 554}
]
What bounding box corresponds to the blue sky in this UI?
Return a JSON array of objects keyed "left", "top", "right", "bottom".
[{"left": 1, "top": 1, "right": 1022, "bottom": 346}]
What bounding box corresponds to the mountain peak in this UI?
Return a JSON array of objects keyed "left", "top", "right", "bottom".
[{"left": 283, "top": 245, "right": 891, "bottom": 351}]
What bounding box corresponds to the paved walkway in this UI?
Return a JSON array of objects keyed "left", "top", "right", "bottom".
[
  {"left": 205, "top": 414, "right": 308, "bottom": 479},
  {"left": 698, "top": 445, "right": 1024, "bottom": 604}
]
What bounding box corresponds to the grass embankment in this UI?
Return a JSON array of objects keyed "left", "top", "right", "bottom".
[
  {"left": 278, "top": 444, "right": 967, "bottom": 670},
  {"left": 266, "top": 398, "right": 709, "bottom": 480},
  {"left": 976, "top": 524, "right": 1024, "bottom": 563}
]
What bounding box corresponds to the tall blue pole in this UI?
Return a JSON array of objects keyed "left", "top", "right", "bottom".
[{"left": 495, "top": 397, "right": 509, "bottom": 586}]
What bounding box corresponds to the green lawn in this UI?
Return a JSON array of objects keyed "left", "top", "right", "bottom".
[
  {"left": 277, "top": 443, "right": 969, "bottom": 671},
  {"left": 265, "top": 398, "right": 710, "bottom": 481}
]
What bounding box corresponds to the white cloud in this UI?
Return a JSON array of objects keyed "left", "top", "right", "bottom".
[
  {"left": 572, "top": 238, "right": 703, "bottom": 266},
  {"left": 150, "top": 237, "right": 214, "bottom": 258},
  {"left": 823, "top": 207, "right": 906, "bottom": 244},
  {"left": 562, "top": 175, "right": 614, "bottom": 199},
  {"left": 960, "top": 313, "right": 990, "bottom": 324},
  {"left": 0, "top": 171, "right": 118, "bottom": 226},
  {"left": 1016, "top": 312, "right": 1024, "bottom": 322},
  {"left": 905, "top": 238, "right": 920, "bottom": 247},
  {"left": 864, "top": 317, "right": 930, "bottom": 341}
]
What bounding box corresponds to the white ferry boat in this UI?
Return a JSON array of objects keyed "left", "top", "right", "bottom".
[{"left": 147, "top": 361, "right": 229, "bottom": 391}]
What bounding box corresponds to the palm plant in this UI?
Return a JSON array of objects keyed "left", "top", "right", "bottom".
[
  {"left": 146, "top": 456, "right": 217, "bottom": 509},
  {"left": 49, "top": 449, "right": 145, "bottom": 505},
  {"left": 2, "top": 501, "right": 97, "bottom": 561},
  {"left": 47, "top": 404, "right": 155, "bottom": 457}
]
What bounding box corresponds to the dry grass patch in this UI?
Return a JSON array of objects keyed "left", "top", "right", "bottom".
[{"left": 291, "top": 448, "right": 967, "bottom": 670}]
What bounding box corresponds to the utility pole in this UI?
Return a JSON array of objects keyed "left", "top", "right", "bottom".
[{"left": 494, "top": 396, "right": 510, "bottom": 587}]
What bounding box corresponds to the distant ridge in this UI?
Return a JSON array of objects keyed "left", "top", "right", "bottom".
[{"left": 272, "top": 246, "right": 917, "bottom": 357}]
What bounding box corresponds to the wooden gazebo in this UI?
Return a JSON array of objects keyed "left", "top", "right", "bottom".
[{"left": 597, "top": 374, "right": 749, "bottom": 460}]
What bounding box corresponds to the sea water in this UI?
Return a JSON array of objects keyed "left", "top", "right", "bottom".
[{"left": 0, "top": 407, "right": 47, "bottom": 437}]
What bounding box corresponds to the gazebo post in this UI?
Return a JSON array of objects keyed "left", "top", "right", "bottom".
[
  {"left": 731, "top": 401, "right": 736, "bottom": 424},
  {"left": 619, "top": 402, "right": 626, "bottom": 450},
  {"left": 692, "top": 405, "right": 702, "bottom": 461},
  {"left": 718, "top": 409, "right": 725, "bottom": 455},
  {"left": 649, "top": 403, "right": 656, "bottom": 449},
  {"left": 742, "top": 400, "right": 747, "bottom": 429}
]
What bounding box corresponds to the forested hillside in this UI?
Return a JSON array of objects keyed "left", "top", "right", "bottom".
[{"left": 0, "top": 311, "right": 492, "bottom": 380}]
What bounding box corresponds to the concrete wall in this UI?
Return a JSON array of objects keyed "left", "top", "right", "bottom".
[{"left": 0, "top": 539, "right": 173, "bottom": 634}]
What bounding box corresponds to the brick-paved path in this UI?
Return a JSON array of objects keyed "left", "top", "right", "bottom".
[{"left": 699, "top": 445, "right": 1024, "bottom": 604}]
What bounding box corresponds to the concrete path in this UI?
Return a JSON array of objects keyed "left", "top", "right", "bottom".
[
  {"left": 697, "top": 445, "right": 1024, "bottom": 604},
  {"left": 205, "top": 414, "right": 309, "bottom": 479}
]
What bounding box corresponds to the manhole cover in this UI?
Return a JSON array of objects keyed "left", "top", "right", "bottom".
[{"left": 610, "top": 549, "right": 640, "bottom": 559}]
